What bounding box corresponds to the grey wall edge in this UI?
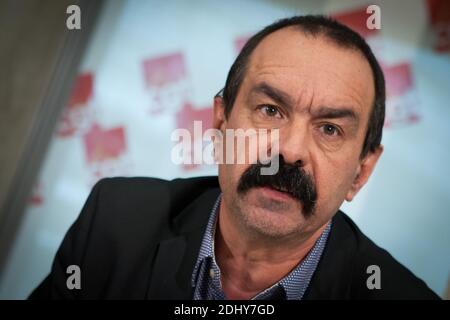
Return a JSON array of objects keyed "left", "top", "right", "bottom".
[{"left": 0, "top": 0, "right": 104, "bottom": 282}]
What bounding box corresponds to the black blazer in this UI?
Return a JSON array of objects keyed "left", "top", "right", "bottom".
[{"left": 29, "top": 176, "right": 440, "bottom": 299}]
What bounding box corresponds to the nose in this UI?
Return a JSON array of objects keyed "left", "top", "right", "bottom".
[{"left": 277, "top": 120, "right": 310, "bottom": 167}]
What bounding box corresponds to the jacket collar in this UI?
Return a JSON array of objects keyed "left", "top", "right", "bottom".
[
  {"left": 146, "top": 187, "right": 221, "bottom": 299},
  {"left": 302, "top": 211, "right": 357, "bottom": 299}
]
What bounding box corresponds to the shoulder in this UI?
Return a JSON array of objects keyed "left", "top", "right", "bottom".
[
  {"left": 336, "top": 213, "right": 440, "bottom": 299},
  {"left": 93, "top": 175, "right": 219, "bottom": 201},
  {"left": 92, "top": 175, "right": 219, "bottom": 213},
  {"left": 29, "top": 176, "right": 220, "bottom": 299},
  {"left": 89, "top": 175, "right": 219, "bottom": 230}
]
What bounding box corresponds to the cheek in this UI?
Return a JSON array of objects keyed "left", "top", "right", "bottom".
[
  {"left": 314, "top": 158, "right": 358, "bottom": 212},
  {"left": 218, "top": 163, "right": 250, "bottom": 194}
]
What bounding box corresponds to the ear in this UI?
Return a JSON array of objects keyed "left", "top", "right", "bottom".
[
  {"left": 213, "top": 95, "right": 226, "bottom": 131},
  {"left": 345, "top": 145, "right": 383, "bottom": 202}
]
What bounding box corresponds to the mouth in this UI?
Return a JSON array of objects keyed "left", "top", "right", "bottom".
[{"left": 258, "top": 186, "right": 297, "bottom": 202}]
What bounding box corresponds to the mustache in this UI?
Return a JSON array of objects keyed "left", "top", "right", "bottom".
[{"left": 237, "top": 155, "right": 317, "bottom": 218}]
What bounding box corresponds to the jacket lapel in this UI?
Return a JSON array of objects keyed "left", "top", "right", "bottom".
[
  {"left": 303, "top": 211, "right": 357, "bottom": 299},
  {"left": 146, "top": 188, "right": 221, "bottom": 299}
]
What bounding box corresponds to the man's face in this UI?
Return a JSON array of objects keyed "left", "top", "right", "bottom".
[{"left": 214, "top": 27, "right": 382, "bottom": 239}]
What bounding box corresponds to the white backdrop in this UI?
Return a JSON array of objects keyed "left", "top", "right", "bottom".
[{"left": 1, "top": 0, "right": 449, "bottom": 299}]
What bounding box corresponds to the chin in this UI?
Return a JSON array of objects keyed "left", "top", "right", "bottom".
[
  {"left": 243, "top": 209, "right": 305, "bottom": 239},
  {"left": 237, "top": 190, "right": 308, "bottom": 238},
  {"left": 243, "top": 187, "right": 304, "bottom": 214}
]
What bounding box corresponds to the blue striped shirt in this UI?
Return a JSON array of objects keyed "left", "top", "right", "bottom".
[{"left": 192, "top": 194, "right": 331, "bottom": 300}]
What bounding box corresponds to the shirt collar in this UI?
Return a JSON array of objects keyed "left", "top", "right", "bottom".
[{"left": 191, "top": 194, "right": 221, "bottom": 288}]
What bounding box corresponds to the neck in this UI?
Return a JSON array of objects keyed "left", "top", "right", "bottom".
[{"left": 215, "top": 200, "right": 328, "bottom": 299}]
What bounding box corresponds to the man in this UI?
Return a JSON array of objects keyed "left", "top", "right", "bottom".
[{"left": 30, "top": 15, "right": 439, "bottom": 299}]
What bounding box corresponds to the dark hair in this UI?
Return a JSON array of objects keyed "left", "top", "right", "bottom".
[{"left": 218, "top": 15, "right": 385, "bottom": 158}]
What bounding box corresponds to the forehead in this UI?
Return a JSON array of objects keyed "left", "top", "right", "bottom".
[{"left": 244, "top": 27, "right": 375, "bottom": 115}]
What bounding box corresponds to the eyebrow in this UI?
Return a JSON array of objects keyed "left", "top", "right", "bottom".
[
  {"left": 250, "top": 82, "right": 359, "bottom": 124},
  {"left": 312, "top": 106, "right": 359, "bottom": 124},
  {"left": 250, "top": 82, "right": 295, "bottom": 111}
]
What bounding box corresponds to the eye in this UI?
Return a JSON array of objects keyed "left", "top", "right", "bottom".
[
  {"left": 320, "top": 124, "right": 340, "bottom": 136},
  {"left": 258, "top": 105, "right": 282, "bottom": 119}
]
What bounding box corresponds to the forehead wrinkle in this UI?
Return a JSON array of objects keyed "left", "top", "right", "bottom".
[
  {"left": 247, "top": 30, "right": 374, "bottom": 112},
  {"left": 325, "top": 67, "right": 372, "bottom": 113},
  {"left": 250, "top": 71, "right": 371, "bottom": 116},
  {"left": 248, "top": 64, "right": 370, "bottom": 119},
  {"left": 243, "top": 36, "right": 374, "bottom": 126}
]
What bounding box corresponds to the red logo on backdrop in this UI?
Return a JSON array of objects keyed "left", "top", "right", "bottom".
[
  {"left": 332, "top": 6, "right": 420, "bottom": 128},
  {"left": 29, "top": 182, "right": 43, "bottom": 206},
  {"left": 143, "top": 51, "right": 215, "bottom": 172},
  {"left": 332, "top": 6, "right": 383, "bottom": 54},
  {"left": 57, "top": 73, "right": 95, "bottom": 137},
  {"left": 176, "top": 103, "right": 213, "bottom": 170},
  {"left": 84, "top": 123, "right": 126, "bottom": 163},
  {"left": 234, "top": 35, "right": 251, "bottom": 54},
  {"left": 83, "top": 123, "right": 130, "bottom": 183},
  {"left": 426, "top": 0, "right": 450, "bottom": 52},
  {"left": 142, "top": 52, "right": 189, "bottom": 115},
  {"left": 176, "top": 103, "right": 213, "bottom": 134},
  {"left": 332, "top": 6, "right": 380, "bottom": 38},
  {"left": 382, "top": 62, "right": 420, "bottom": 127}
]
